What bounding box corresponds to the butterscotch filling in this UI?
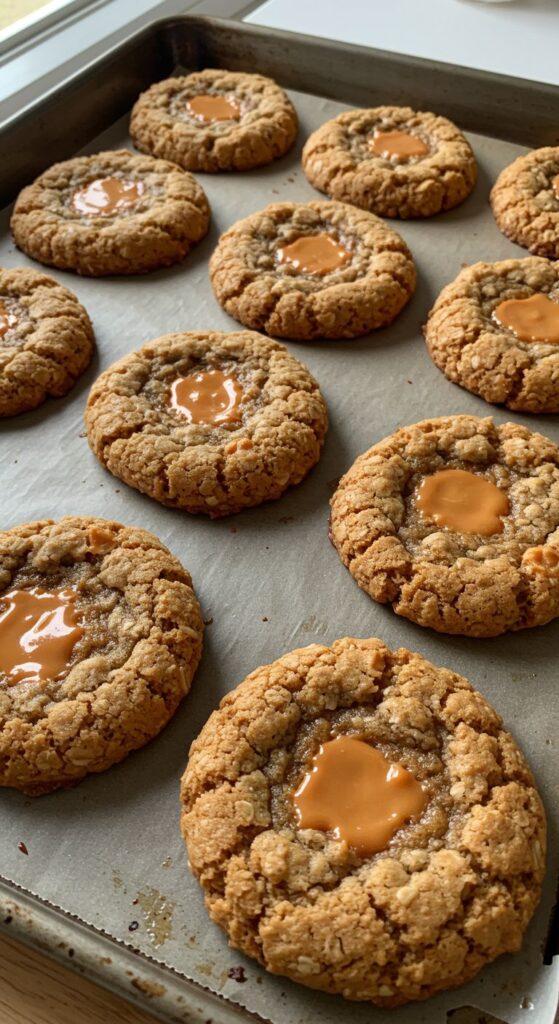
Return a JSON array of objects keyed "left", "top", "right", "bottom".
[
  {"left": 416, "top": 468, "right": 509, "bottom": 536},
  {"left": 0, "top": 586, "right": 83, "bottom": 686},
  {"left": 170, "top": 369, "right": 244, "bottom": 425},
  {"left": 185, "top": 94, "right": 241, "bottom": 123},
  {"left": 292, "top": 736, "right": 427, "bottom": 855},
  {"left": 369, "top": 130, "right": 429, "bottom": 160},
  {"left": 0, "top": 299, "right": 17, "bottom": 338},
  {"left": 70, "top": 177, "right": 145, "bottom": 217},
  {"left": 276, "top": 234, "right": 351, "bottom": 276},
  {"left": 493, "top": 293, "right": 559, "bottom": 344}
]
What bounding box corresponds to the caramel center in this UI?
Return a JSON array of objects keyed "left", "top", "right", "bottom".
[
  {"left": 276, "top": 234, "right": 351, "bottom": 276},
  {"left": 0, "top": 587, "right": 83, "bottom": 686},
  {"left": 552, "top": 174, "right": 559, "bottom": 200},
  {"left": 292, "top": 736, "right": 427, "bottom": 856},
  {"left": 369, "top": 130, "right": 429, "bottom": 160},
  {"left": 170, "top": 369, "right": 244, "bottom": 425},
  {"left": 70, "top": 177, "right": 145, "bottom": 217},
  {"left": 185, "top": 95, "right": 241, "bottom": 123},
  {"left": 416, "top": 468, "right": 509, "bottom": 536},
  {"left": 493, "top": 293, "right": 559, "bottom": 344},
  {"left": 0, "top": 299, "right": 17, "bottom": 338}
]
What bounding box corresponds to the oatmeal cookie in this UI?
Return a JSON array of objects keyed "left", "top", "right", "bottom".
[
  {"left": 130, "top": 69, "right": 298, "bottom": 173},
  {"left": 0, "top": 267, "right": 93, "bottom": 416},
  {"left": 302, "top": 106, "right": 477, "bottom": 219},
  {"left": 490, "top": 147, "right": 559, "bottom": 258},
  {"left": 0, "top": 516, "right": 203, "bottom": 795},
  {"left": 10, "top": 149, "right": 210, "bottom": 276},
  {"left": 85, "top": 330, "right": 328, "bottom": 517},
  {"left": 209, "top": 200, "right": 416, "bottom": 340},
  {"left": 425, "top": 258, "right": 559, "bottom": 413},
  {"left": 330, "top": 415, "right": 559, "bottom": 637},
  {"left": 181, "top": 637, "right": 546, "bottom": 1006}
]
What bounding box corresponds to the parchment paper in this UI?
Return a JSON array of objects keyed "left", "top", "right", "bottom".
[{"left": 0, "top": 88, "right": 558, "bottom": 1024}]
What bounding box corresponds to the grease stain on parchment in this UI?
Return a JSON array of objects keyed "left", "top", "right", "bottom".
[{"left": 135, "top": 886, "right": 175, "bottom": 947}]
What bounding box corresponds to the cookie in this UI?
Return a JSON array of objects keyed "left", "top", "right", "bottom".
[
  {"left": 0, "top": 516, "right": 203, "bottom": 795},
  {"left": 209, "top": 200, "right": 416, "bottom": 340},
  {"left": 10, "top": 149, "right": 210, "bottom": 276},
  {"left": 330, "top": 415, "right": 559, "bottom": 637},
  {"left": 85, "top": 330, "right": 328, "bottom": 517},
  {"left": 181, "top": 636, "right": 545, "bottom": 1006},
  {"left": 302, "top": 106, "right": 477, "bottom": 219},
  {"left": 424, "top": 258, "right": 559, "bottom": 413},
  {"left": 130, "top": 69, "right": 298, "bottom": 173},
  {"left": 0, "top": 267, "right": 94, "bottom": 416},
  {"left": 490, "top": 147, "right": 559, "bottom": 258}
]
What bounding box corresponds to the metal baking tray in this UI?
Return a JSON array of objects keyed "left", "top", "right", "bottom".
[{"left": 0, "top": 15, "right": 558, "bottom": 1024}]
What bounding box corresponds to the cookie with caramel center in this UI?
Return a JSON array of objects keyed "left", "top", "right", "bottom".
[
  {"left": 10, "top": 149, "right": 210, "bottom": 276},
  {"left": 330, "top": 414, "right": 559, "bottom": 637},
  {"left": 130, "top": 69, "right": 298, "bottom": 173},
  {"left": 491, "top": 146, "right": 559, "bottom": 258},
  {"left": 181, "top": 636, "right": 545, "bottom": 1006},
  {"left": 303, "top": 105, "right": 477, "bottom": 219},
  {"left": 0, "top": 516, "right": 203, "bottom": 794}
]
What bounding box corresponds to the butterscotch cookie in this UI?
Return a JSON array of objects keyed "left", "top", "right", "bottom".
[
  {"left": 130, "top": 69, "right": 298, "bottom": 173},
  {"left": 85, "top": 330, "right": 328, "bottom": 517},
  {"left": 490, "top": 147, "right": 559, "bottom": 258},
  {"left": 0, "top": 267, "right": 94, "bottom": 416},
  {"left": 0, "top": 516, "right": 203, "bottom": 795},
  {"left": 181, "top": 636, "right": 545, "bottom": 1006},
  {"left": 330, "top": 415, "right": 559, "bottom": 637},
  {"left": 209, "top": 200, "right": 416, "bottom": 340},
  {"left": 10, "top": 149, "right": 210, "bottom": 276},
  {"left": 302, "top": 106, "right": 477, "bottom": 219},
  {"left": 425, "top": 258, "right": 559, "bottom": 413}
]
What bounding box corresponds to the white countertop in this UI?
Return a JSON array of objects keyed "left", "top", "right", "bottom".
[{"left": 246, "top": 0, "right": 559, "bottom": 86}]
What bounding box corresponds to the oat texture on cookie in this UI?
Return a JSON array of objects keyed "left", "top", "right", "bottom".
[
  {"left": 181, "top": 637, "right": 546, "bottom": 1006},
  {"left": 330, "top": 415, "right": 559, "bottom": 636},
  {"left": 425, "top": 258, "right": 559, "bottom": 413},
  {"left": 85, "top": 330, "right": 328, "bottom": 516},
  {"left": 491, "top": 147, "right": 559, "bottom": 258},
  {"left": 10, "top": 149, "right": 210, "bottom": 276},
  {"left": 302, "top": 106, "right": 477, "bottom": 219},
  {"left": 209, "top": 200, "right": 416, "bottom": 340},
  {"left": 0, "top": 267, "right": 94, "bottom": 416},
  {"left": 130, "top": 69, "right": 298, "bottom": 173},
  {"left": 0, "top": 516, "right": 203, "bottom": 794}
]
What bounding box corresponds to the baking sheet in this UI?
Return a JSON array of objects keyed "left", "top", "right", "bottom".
[{"left": 0, "top": 86, "right": 558, "bottom": 1024}]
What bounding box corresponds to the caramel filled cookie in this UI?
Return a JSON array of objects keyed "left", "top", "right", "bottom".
[
  {"left": 331, "top": 415, "right": 559, "bottom": 637},
  {"left": 302, "top": 106, "right": 477, "bottom": 219},
  {"left": 425, "top": 258, "right": 559, "bottom": 413},
  {"left": 85, "top": 330, "right": 328, "bottom": 517},
  {"left": 181, "top": 637, "right": 545, "bottom": 1006},
  {"left": 11, "top": 149, "right": 210, "bottom": 276},
  {"left": 0, "top": 516, "right": 203, "bottom": 794},
  {"left": 491, "top": 147, "right": 559, "bottom": 258},
  {"left": 209, "top": 200, "right": 416, "bottom": 340},
  {"left": 130, "top": 69, "right": 298, "bottom": 173},
  {"left": 0, "top": 267, "right": 93, "bottom": 416}
]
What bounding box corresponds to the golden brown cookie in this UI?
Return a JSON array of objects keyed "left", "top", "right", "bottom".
[
  {"left": 490, "top": 147, "right": 559, "bottom": 258},
  {"left": 209, "top": 200, "right": 416, "bottom": 340},
  {"left": 0, "top": 516, "right": 203, "bottom": 795},
  {"left": 302, "top": 105, "right": 477, "bottom": 218},
  {"left": 85, "top": 330, "right": 328, "bottom": 517},
  {"left": 0, "top": 267, "right": 93, "bottom": 416},
  {"left": 10, "top": 149, "right": 210, "bottom": 276},
  {"left": 130, "top": 69, "right": 298, "bottom": 173},
  {"left": 181, "top": 636, "right": 546, "bottom": 1006},
  {"left": 330, "top": 415, "right": 559, "bottom": 637},
  {"left": 424, "top": 258, "right": 559, "bottom": 413}
]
